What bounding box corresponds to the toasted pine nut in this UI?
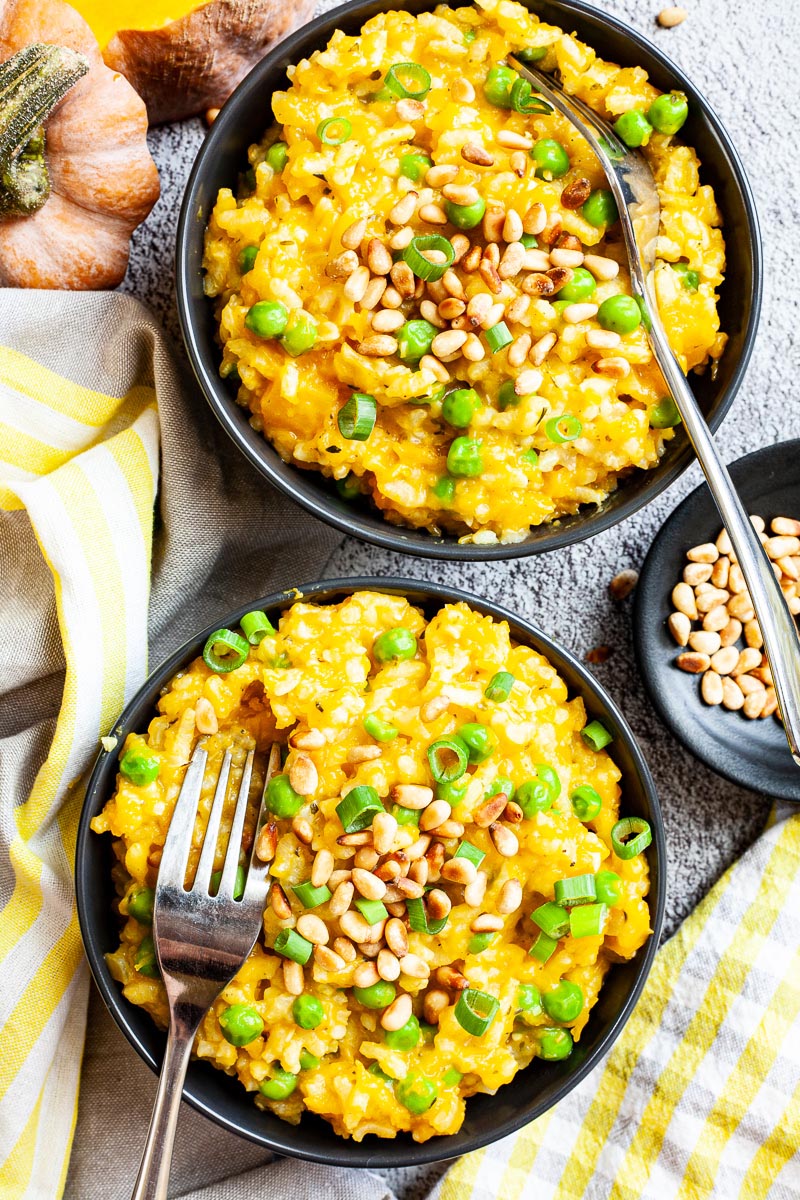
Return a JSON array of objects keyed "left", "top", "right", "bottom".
[
  {"left": 297, "top": 913, "right": 328, "bottom": 945},
  {"left": 396, "top": 98, "right": 425, "bottom": 121},
  {"left": 373, "top": 949, "right": 398, "bottom": 983},
  {"left": 344, "top": 265, "right": 370, "bottom": 302},
  {"left": 291, "top": 728, "right": 326, "bottom": 750},
  {"left": 337, "top": 830, "right": 372, "bottom": 846},
  {"left": 420, "top": 203, "right": 449, "bottom": 226},
  {"left": 765, "top": 535, "right": 800, "bottom": 559},
  {"left": 668, "top": 612, "right": 691, "bottom": 646},
  {"left": 471, "top": 911, "right": 504, "bottom": 933},
  {"left": 409, "top": 860, "right": 429, "bottom": 889},
  {"left": 271, "top": 883, "right": 291, "bottom": 919},
  {"left": 420, "top": 694, "right": 450, "bottom": 723},
  {"left": 560, "top": 176, "right": 592, "bottom": 209},
  {"left": 371, "top": 812, "right": 397, "bottom": 857},
  {"left": 482, "top": 205, "right": 506, "bottom": 242},
  {"left": 563, "top": 302, "right": 598, "bottom": 324},
  {"left": 435, "top": 819, "right": 465, "bottom": 839},
  {"left": 359, "top": 941, "right": 381, "bottom": 958},
  {"left": 497, "top": 878, "right": 523, "bottom": 914},
  {"left": 389, "top": 192, "right": 418, "bottom": 226},
  {"left": 435, "top": 964, "right": 469, "bottom": 992},
  {"left": 283, "top": 959, "right": 304, "bottom": 995},
  {"left": 506, "top": 296, "right": 529, "bottom": 325},
  {"left": 329, "top": 880, "right": 354, "bottom": 917},
  {"left": 734, "top": 647, "right": 763, "bottom": 675},
  {"left": 742, "top": 689, "right": 766, "bottom": 719},
  {"left": 462, "top": 333, "right": 486, "bottom": 361},
  {"left": 684, "top": 562, "right": 714, "bottom": 586},
  {"left": 340, "top": 910, "right": 383, "bottom": 943},
  {"left": 418, "top": 799, "right": 451, "bottom": 832},
  {"left": 380, "top": 991, "right": 412, "bottom": 1032},
  {"left": 696, "top": 587, "right": 730, "bottom": 613},
  {"left": 522, "top": 248, "right": 552, "bottom": 272},
  {"left": 737, "top": 673, "right": 765, "bottom": 697},
  {"left": 288, "top": 753, "right": 318, "bottom": 796},
  {"left": 497, "top": 129, "right": 533, "bottom": 149},
  {"left": 502, "top": 209, "right": 524, "bottom": 242},
  {"left": 687, "top": 542, "right": 719, "bottom": 564},
  {"left": 489, "top": 822, "right": 519, "bottom": 857},
  {"left": 689, "top": 630, "right": 721, "bottom": 655},
  {"left": 703, "top": 604, "right": 730, "bottom": 633},
  {"left": 443, "top": 182, "right": 481, "bottom": 206},
  {"left": 389, "top": 224, "right": 414, "bottom": 250},
  {"left": 530, "top": 331, "right": 557, "bottom": 366},
  {"left": 353, "top": 960, "right": 380, "bottom": 989},
  {"left": 772, "top": 517, "right": 800, "bottom": 536},
  {"left": 354, "top": 848, "right": 379, "bottom": 872},
  {"left": 510, "top": 150, "right": 528, "bottom": 177},
  {"left": 550, "top": 247, "right": 584, "bottom": 269},
  {"left": 498, "top": 242, "right": 526, "bottom": 279},
  {"left": 522, "top": 273, "right": 555, "bottom": 297},
  {"left": 761, "top": 688, "right": 779, "bottom": 718},
  {"left": 424, "top": 988, "right": 451, "bottom": 1023},
  {"left": 365, "top": 238, "right": 391, "bottom": 276},
  {"left": 609, "top": 569, "right": 639, "bottom": 600},
  {"left": 721, "top": 676, "right": 745, "bottom": 711},
  {"left": 514, "top": 368, "right": 542, "bottom": 396},
  {"left": 399, "top": 952, "right": 430, "bottom": 979},
  {"left": 461, "top": 869, "right": 486, "bottom": 907},
  {"left": 728, "top": 593, "right": 755, "bottom": 622},
  {"left": 394, "top": 876, "right": 425, "bottom": 900},
  {"left": 351, "top": 867, "right": 386, "bottom": 901},
  {"left": 341, "top": 218, "right": 367, "bottom": 250},
  {"left": 381, "top": 287, "right": 403, "bottom": 310},
  {"left": 508, "top": 334, "right": 532, "bottom": 367},
  {"left": 727, "top": 563, "right": 746, "bottom": 593},
  {"left": 385, "top": 917, "right": 409, "bottom": 958},
  {"left": 462, "top": 141, "right": 494, "bottom": 166},
  {"left": 583, "top": 253, "right": 620, "bottom": 281},
  {"left": 442, "top": 268, "right": 465, "bottom": 299},
  {"left": 593, "top": 356, "right": 631, "bottom": 379},
  {"left": 451, "top": 78, "right": 475, "bottom": 103},
  {"left": 701, "top": 670, "right": 724, "bottom": 705},
  {"left": 671, "top": 581, "right": 698, "bottom": 620},
  {"left": 523, "top": 203, "right": 547, "bottom": 235},
  {"left": 372, "top": 308, "right": 405, "bottom": 333},
  {"left": 473, "top": 792, "right": 508, "bottom": 828},
  {"left": 479, "top": 258, "right": 503, "bottom": 294},
  {"left": 430, "top": 328, "right": 468, "bottom": 360},
  {"left": 420, "top": 299, "right": 447, "bottom": 328},
  {"left": 255, "top": 820, "right": 278, "bottom": 862},
  {"left": 333, "top": 935, "right": 356, "bottom": 962},
  {"left": 676, "top": 652, "right": 710, "bottom": 674},
  {"left": 417, "top": 354, "right": 449, "bottom": 383},
  {"left": 441, "top": 856, "right": 477, "bottom": 885},
  {"left": 360, "top": 276, "right": 386, "bottom": 311},
  {"left": 658, "top": 6, "right": 688, "bottom": 26},
  {"left": 311, "top": 848, "right": 334, "bottom": 888},
  {"left": 392, "top": 784, "right": 434, "bottom": 810},
  {"left": 195, "top": 696, "right": 218, "bottom": 735},
  {"left": 347, "top": 743, "right": 384, "bottom": 761},
  {"left": 743, "top": 619, "right": 763, "bottom": 649},
  {"left": 426, "top": 889, "right": 452, "bottom": 921},
  {"left": 314, "top": 945, "right": 346, "bottom": 972},
  {"left": 709, "top": 645, "right": 739, "bottom": 675},
  {"left": 426, "top": 164, "right": 459, "bottom": 188},
  {"left": 449, "top": 234, "right": 470, "bottom": 264}
]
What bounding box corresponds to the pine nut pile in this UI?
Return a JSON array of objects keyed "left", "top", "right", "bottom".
[{"left": 670, "top": 517, "right": 800, "bottom": 718}]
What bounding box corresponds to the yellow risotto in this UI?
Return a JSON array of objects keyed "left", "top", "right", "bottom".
[
  {"left": 94, "top": 591, "right": 652, "bottom": 1141},
  {"left": 203, "top": 0, "right": 725, "bottom": 545}
]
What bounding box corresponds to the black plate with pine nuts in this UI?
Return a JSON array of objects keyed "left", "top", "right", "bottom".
[{"left": 633, "top": 441, "right": 800, "bottom": 801}]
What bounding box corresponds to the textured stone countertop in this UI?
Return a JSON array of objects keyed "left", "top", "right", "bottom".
[{"left": 98, "top": 0, "right": 800, "bottom": 1193}]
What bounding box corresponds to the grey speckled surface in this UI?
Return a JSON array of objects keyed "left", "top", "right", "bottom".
[{"left": 114, "top": 1, "right": 799, "bottom": 1192}]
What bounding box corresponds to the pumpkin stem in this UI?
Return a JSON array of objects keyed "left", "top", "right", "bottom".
[{"left": 0, "top": 43, "right": 89, "bottom": 218}]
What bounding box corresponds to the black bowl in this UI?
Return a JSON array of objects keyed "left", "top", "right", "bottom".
[
  {"left": 176, "top": 0, "right": 761, "bottom": 562},
  {"left": 76, "top": 578, "right": 665, "bottom": 1167}
]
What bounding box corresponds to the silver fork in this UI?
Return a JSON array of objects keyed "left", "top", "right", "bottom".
[
  {"left": 510, "top": 56, "right": 800, "bottom": 765},
  {"left": 131, "top": 741, "right": 278, "bottom": 1200}
]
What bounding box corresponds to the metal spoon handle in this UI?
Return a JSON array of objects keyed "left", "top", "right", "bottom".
[{"left": 650, "top": 329, "right": 800, "bottom": 764}]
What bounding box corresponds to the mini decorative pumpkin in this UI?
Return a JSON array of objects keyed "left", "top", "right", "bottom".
[
  {"left": 0, "top": 0, "right": 160, "bottom": 289},
  {"left": 69, "top": 0, "right": 317, "bottom": 125}
]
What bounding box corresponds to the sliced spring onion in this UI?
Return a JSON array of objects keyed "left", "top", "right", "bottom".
[
  {"left": 363, "top": 713, "right": 398, "bottom": 742},
  {"left": 454, "top": 841, "right": 485, "bottom": 868},
  {"left": 317, "top": 117, "right": 352, "bottom": 145},
  {"left": 336, "top": 785, "right": 384, "bottom": 832},
  {"left": 510, "top": 76, "right": 553, "bottom": 115},
  {"left": 454, "top": 988, "right": 499, "bottom": 1035},
  {"left": 406, "top": 896, "right": 449, "bottom": 935},
  {"left": 338, "top": 392, "right": 376, "bottom": 440},
  {"left": 292, "top": 881, "right": 332, "bottom": 909},
  {"left": 402, "top": 235, "right": 455, "bottom": 282},
  {"left": 355, "top": 898, "right": 389, "bottom": 925},
  {"left": 611, "top": 817, "right": 652, "bottom": 859},
  {"left": 582, "top": 720, "right": 613, "bottom": 750},
  {"left": 384, "top": 62, "right": 432, "bottom": 99},
  {"left": 545, "top": 414, "right": 582, "bottom": 443},
  {"left": 240, "top": 609, "right": 276, "bottom": 645},
  {"left": 569, "top": 902, "right": 608, "bottom": 938},
  {"left": 202, "top": 627, "right": 249, "bottom": 673},
  {"left": 554, "top": 874, "right": 597, "bottom": 907},
  {"left": 531, "top": 901, "right": 570, "bottom": 938},
  {"left": 529, "top": 931, "right": 558, "bottom": 962},
  {"left": 468, "top": 932, "right": 496, "bottom": 954},
  {"left": 484, "top": 322, "right": 513, "bottom": 353},
  {"left": 393, "top": 804, "right": 420, "bottom": 825},
  {"left": 427, "top": 736, "right": 469, "bottom": 782},
  {"left": 485, "top": 671, "right": 515, "bottom": 701},
  {"left": 274, "top": 929, "right": 313, "bottom": 964}
]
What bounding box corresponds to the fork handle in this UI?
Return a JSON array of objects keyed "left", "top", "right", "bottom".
[
  {"left": 131, "top": 1015, "right": 197, "bottom": 1200},
  {"left": 650, "top": 329, "right": 800, "bottom": 765}
]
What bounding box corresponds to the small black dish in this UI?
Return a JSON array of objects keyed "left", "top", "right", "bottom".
[
  {"left": 634, "top": 440, "right": 800, "bottom": 801},
  {"left": 76, "top": 577, "right": 665, "bottom": 1167},
  {"left": 175, "top": 0, "right": 762, "bottom": 561}
]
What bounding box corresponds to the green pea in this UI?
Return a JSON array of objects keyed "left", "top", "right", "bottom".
[
  {"left": 447, "top": 437, "right": 483, "bottom": 478},
  {"left": 521, "top": 448, "right": 539, "bottom": 468},
  {"left": 597, "top": 294, "right": 642, "bottom": 335},
  {"left": 613, "top": 109, "right": 653, "bottom": 148},
  {"left": 595, "top": 870, "right": 622, "bottom": 906},
  {"left": 517, "top": 779, "right": 551, "bottom": 817},
  {"left": 571, "top": 785, "right": 602, "bottom": 821},
  {"left": 419, "top": 1021, "right": 437, "bottom": 1043},
  {"left": 120, "top": 749, "right": 159, "bottom": 787},
  {"left": 485, "top": 776, "right": 514, "bottom": 801},
  {"left": 396, "top": 1072, "right": 438, "bottom": 1114},
  {"left": 443, "top": 1067, "right": 463, "bottom": 1086},
  {"left": 556, "top": 267, "right": 596, "bottom": 303},
  {"left": 134, "top": 933, "right": 160, "bottom": 978},
  {"left": 445, "top": 196, "right": 486, "bottom": 229},
  {"left": 127, "top": 886, "right": 154, "bottom": 924},
  {"left": 280, "top": 312, "right": 317, "bottom": 356},
  {"left": 536, "top": 763, "right": 562, "bottom": 802},
  {"left": 385, "top": 1014, "right": 421, "bottom": 1051},
  {"left": 515, "top": 45, "right": 548, "bottom": 63},
  {"left": 266, "top": 141, "right": 288, "bottom": 172},
  {"left": 245, "top": 300, "right": 289, "bottom": 339},
  {"left": 266, "top": 773, "right": 304, "bottom": 818},
  {"left": 436, "top": 778, "right": 469, "bottom": 806},
  {"left": 671, "top": 261, "right": 700, "bottom": 291},
  {"left": 219, "top": 1003, "right": 264, "bottom": 1046},
  {"left": 337, "top": 472, "right": 361, "bottom": 500},
  {"left": 442, "top": 387, "right": 480, "bottom": 427},
  {"left": 433, "top": 476, "right": 456, "bottom": 504},
  {"left": 292, "top": 994, "right": 324, "bottom": 1030},
  {"left": 543, "top": 980, "right": 584, "bottom": 1023},
  {"left": 530, "top": 138, "right": 570, "bottom": 180},
  {"left": 353, "top": 981, "right": 396, "bottom": 1009},
  {"left": 650, "top": 396, "right": 682, "bottom": 428},
  {"left": 468, "top": 932, "right": 496, "bottom": 954},
  {"left": 517, "top": 983, "right": 543, "bottom": 1014},
  {"left": 647, "top": 91, "right": 688, "bottom": 135},
  {"left": 373, "top": 627, "right": 417, "bottom": 663},
  {"left": 483, "top": 64, "right": 517, "bottom": 108},
  {"left": 364, "top": 713, "right": 398, "bottom": 742},
  {"left": 299, "top": 1050, "right": 320, "bottom": 1070},
  {"left": 581, "top": 188, "right": 618, "bottom": 228},
  {"left": 368, "top": 1061, "right": 393, "bottom": 1082},
  {"left": 259, "top": 1067, "right": 297, "bottom": 1099},
  {"left": 537, "top": 1026, "right": 574, "bottom": 1060},
  {"left": 498, "top": 379, "right": 522, "bottom": 410},
  {"left": 211, "top": 865, "right": 245, "bottom": 900},
  {"left": 397, "top": 319, "right": 438, "bottom": 364},
  {"left": 458, "top": 722, "right": 496, "bottom": 763},
  {"left": 400, "top": 152, "right": 432, "bottom": 182},
  {"left": 238, "top": 244, "right": 259, "bottom": 273}
]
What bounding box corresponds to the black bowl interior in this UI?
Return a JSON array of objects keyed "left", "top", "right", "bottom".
[
  {"left": 634, "top": 440, "right": 800, "bottom": 802},
  {"left": 176, "top": 0, "right": 761, "bottom": 562},
  {"left": 77, "top": 578, "right": 666, "bottom": 1167}
]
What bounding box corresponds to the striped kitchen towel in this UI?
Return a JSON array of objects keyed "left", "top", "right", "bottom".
[{"left": 0, "top": 289, "right": 339, "bottom": 1199}]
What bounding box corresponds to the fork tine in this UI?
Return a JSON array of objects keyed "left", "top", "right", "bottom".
[
  {"left": 191, "top": 749, "right": 233, "bottom": 894},
  {"left": 156, "top": 744, "right": 208, "bottom": 889},
  {"left": 216, "top": 749, "right": 255, "bottom": 897},
  {"left": 242, "top": 743, "right": 282, "bottom": 903}
]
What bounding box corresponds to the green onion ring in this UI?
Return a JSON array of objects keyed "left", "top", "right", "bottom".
[
  {"left": 336, "top": 785, "right": 384, "bottom": 833},
  {"left": 317, "top": 117, "right": 352, "bottom": 145},
  {"left": 240, "top": 610, "right": 275, "bottom": 645},
  {"left": 453, "top": 840, "right": 485, "bottom": 869},
  {"left": 273, "top": 929, "right": 313, "bottom": 964},
  {"left": 510, "top": 76, "right": 553, "bottom": 115},
  {"left": 338, "top": 392, "right": 377, "bottom": 440},
  {"left": 554, "top": 874, "right": 597, "bottom": 907},
  {"left": 406, "top": 896, "right": 449, "bottom": 935},
  {"left": 484, "top": 322, "right": 513, "bottom": 353},
  {"left": 569, "top": 902, "right": 608, "bottom": 937},
  {"left": 454, "top": 988, "right": 499, "bottom": 1035},
  {"left": 384, "top": 62, "right": 432, "bottom": 99},
  {"left": 402, "top": 235, "right": 455, "bottom": 282},
  {"left": 427, "top": 736, "right": 468, "bottom": 782},
  {"left": 292, "top": 881, "right": 332, "bottom": 908},
  {"left": 545, "top": 414, "right": 582, "bottom": 443},
  {"left": 611, "top": 817, "right": 652, "bottom": 860},
  {"left": 202, "top": 628, "right": 249, "bottom": 673}
]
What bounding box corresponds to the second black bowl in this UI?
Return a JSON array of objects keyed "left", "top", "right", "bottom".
[
  {"left": 176, "top": 0, "right": 761, "bottom": 561},
  {"left": 76, "top": 577, "right": 665, "bottom": 1167}
]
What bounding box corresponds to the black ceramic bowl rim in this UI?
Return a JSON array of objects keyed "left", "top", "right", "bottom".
[
  {"left": 76, "top": 577, "right": 666, "bottom": 1168},
  {"left": 175, "top": 0, "right": 762, "bottom": 562}
]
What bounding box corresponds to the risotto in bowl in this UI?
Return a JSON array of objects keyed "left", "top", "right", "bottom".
[
  {"left": 77, "top": 579, "right": 665, "bottom": 1165},
  {"left": 179, "top": 0, "right": 760, "bottom": 558}
]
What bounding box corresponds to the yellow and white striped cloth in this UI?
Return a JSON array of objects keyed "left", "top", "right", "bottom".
[{"left": 1, "top": 289, "right": 798, "bottom": 1200}]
